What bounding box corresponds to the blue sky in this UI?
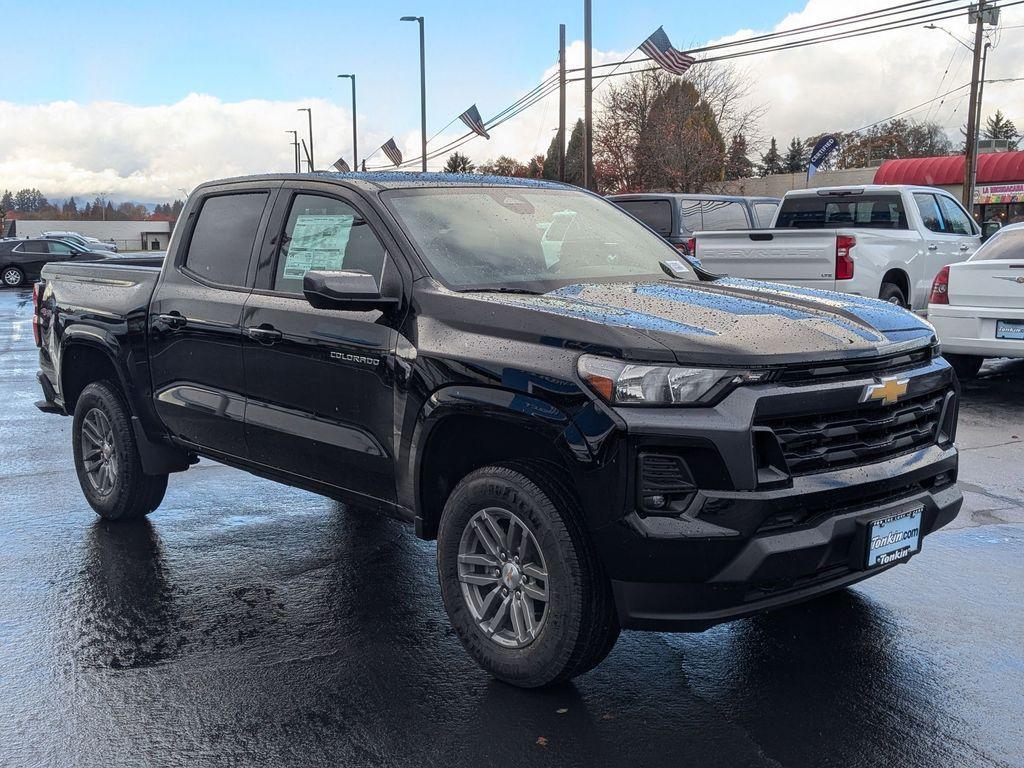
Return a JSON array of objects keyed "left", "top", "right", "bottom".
[{"left": 8, "top": 0, "right": 805, "bottom": 130}]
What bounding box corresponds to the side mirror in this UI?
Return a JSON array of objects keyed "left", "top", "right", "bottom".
[
  {"left": 981, "top": 221, "right": 1001, "bottom": 242},
  {"left": 302, "top": 269, "right": 400, "bottom": 312}
]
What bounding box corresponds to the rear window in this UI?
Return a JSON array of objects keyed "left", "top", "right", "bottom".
[
  {"left": 971, "top": 227, "right": 1024, "bottom": 261},
  {"left": 775, "top": 194, "right": 908, "bottom": 230},
  {"left": 184, "top": 193, "right": 268, "bottom": 287},
  {"left": 753, "top": 201, "right": 779, "bottom": 227},
  {"left": 614, "top": 199, "right": 673, "bottom": 236}
]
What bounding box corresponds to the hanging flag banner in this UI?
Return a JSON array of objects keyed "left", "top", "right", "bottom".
[
  {"left": 381, "top": 138, "right": 403, "bottom": 167},
  {"left": 458, "top": 104, "right": 490, "bottom": 139},
  {"left": 807, "top": 135, "right": 839, "bottom": 181},
  {"left": 640, "top": 26, "right": 695, "bottom": 76},
  {"left": 332, "top": 157, "right": 351, "bottom": 172}
]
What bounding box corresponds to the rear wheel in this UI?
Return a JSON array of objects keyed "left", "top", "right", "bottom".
[
  {"left": 879, "top": 282, "right": 908, "bottom": 308},
  {"left": 2, "top": 266, "right": 25, "bottom": 288},
  {"left": 437, "top": 464, "right": 619, "bottom": 688},
  {"left": 72, "top": 381, "right": 168, "bottom": 520},
  {"left": 945, "top": 353, "right": 984, "bottom": 381}
]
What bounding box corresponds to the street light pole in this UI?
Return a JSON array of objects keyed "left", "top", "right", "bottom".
[
  {"left": 337, "top": 74, "right": 358, "bottom": 171},
  {"left": 583, "top": 0, "right": 594, "bottom": 191},
  {"left": 286, "top": 130, "right": 299, "bottom": 173},
  {"left": 401, "top": 15, "right": 427, "bottom": 172},
  {"left": 298, "top": 107, "right": 314, "bottom": 171}
]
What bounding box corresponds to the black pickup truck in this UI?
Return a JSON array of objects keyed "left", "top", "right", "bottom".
[{"left": 34, "top": 173, "right": 962, "bottom": 687}]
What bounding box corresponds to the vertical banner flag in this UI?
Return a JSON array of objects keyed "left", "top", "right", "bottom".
[
  {"left": 381, "top": 138, "right": 403, "bottom": 167},
  {"left": 458, "top": 105, "right": 490, "bottom": 139},
  {"left": 640, "top": 26, "right": 696, "bottom": 75},
  {"left": 332, "top": 157, "right": 351, "bottom": 172},
  {"left": 807, "top": 135, "right": 839, "bottom": 181}
]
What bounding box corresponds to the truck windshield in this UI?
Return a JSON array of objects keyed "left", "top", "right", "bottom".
[
  {"left": 384, "top": 187, "right": 691, "bottom": 291},
  {"left": 775, "top": 194, "right": 908, "bottom": 230}
]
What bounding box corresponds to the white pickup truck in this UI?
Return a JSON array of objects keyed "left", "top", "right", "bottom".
[{"left": 691, "top": 185, "right": 987, "bottom": 310}]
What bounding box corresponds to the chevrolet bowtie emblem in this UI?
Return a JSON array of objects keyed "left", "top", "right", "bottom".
[{"left": 861, "top": 376, "right": 910, "bottom": 405}]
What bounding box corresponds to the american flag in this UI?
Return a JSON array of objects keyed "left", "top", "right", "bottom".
[
  {"left": 381, "top": 138, "right": 403, "bottom": 167},
  {"left": 332, "top": 156, "right": 351, "bottom": 172},
  {"left": 458, "top": 104, "right": 490, "bottom": 139},
  {"left": 640, "top": 26, "right": 695, "bottom": 76}
]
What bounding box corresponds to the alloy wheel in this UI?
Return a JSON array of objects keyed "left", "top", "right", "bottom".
[
  {"left": 80, "top": 407, "right": 118, "bottom": 496},
  {"left": 457, "top": 507, "right": 549, "bottom": 649},
  {"left": 2, "top": 268, "right": 22, "bottom": 286}
]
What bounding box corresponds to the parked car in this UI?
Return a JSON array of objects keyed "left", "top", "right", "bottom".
[
  {"left": 608, "top": 193, "right": 780, "bottom": 253},
  {"left": 0, "top": 238, "right": 107, "bottom": 287},
  {"left": 34, "top": 173, "right": 961, "bottom": 688},
  {"left": 691, "top": 185, "right": 985, "bottom": 310},
  {"left": 41, "top": 231, "right": 118, "bottom": 253},
  {"left": 928, "top": 222, "right": 1024, "bottom": 378}
]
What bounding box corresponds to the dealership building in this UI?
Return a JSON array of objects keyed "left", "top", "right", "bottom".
[{"left": 726, "top": 149, "right": 1024, "bottom": 225}]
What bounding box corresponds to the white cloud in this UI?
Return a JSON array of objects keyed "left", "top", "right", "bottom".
[{"left": 1, "top": 0, "right": 1021, "bottom": 199}]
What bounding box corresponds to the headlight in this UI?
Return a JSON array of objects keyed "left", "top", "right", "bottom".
[{"left": 577, "top": 354, "right": 768, "bottom": 406}]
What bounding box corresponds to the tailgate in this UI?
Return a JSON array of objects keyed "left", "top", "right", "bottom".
[{"left": 694, "top": 229, "right": 838, "bottom": 290}]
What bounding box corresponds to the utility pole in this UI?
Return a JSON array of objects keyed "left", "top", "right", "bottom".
[
  {"left": 286, "top": 130, "right": 299, "bottom": 173},
  {"left": 298, "top": 107, "right": 314, "bottom": 171},
  {"left": 971, "top": 40, "right": 992, "bottom": 210},
  {"left": 338, "top": 74, "right": 358, "bottom": 171},
  {"left": 583, "top": 0, "right": 594, "bottom": 190},
  {"left": 962, "top": 0, "right": 987, "bottom": 210},
  {"left": 558, "top": 23, "right": 566, "bottom": 182}
]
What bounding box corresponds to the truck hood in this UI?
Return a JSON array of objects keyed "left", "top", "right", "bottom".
[{"left": 474, "top": 277, "right": 934, "bottom": 366}]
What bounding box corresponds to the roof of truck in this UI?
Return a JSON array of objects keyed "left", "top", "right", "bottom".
[
  {"left": 197, "top": 172, "right": 572, "bottom": 193},
  {"left": 782, "top": 184, "right": 947, "bottom": 198}
]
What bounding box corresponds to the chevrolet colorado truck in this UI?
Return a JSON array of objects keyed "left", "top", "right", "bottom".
[
  {"left": 691, "top": 185, "right": 986, "bottom": 311},
  {"left": 34, "top": 173, "right": 962, "bottom": 688}
]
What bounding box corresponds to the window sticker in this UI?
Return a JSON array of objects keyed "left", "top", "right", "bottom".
[{"left": 282, "top": 214, "right": 354, "bottom": 279}]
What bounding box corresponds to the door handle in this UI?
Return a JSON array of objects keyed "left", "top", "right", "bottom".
[
  {"left": 959, "top": 244, "right": 971, "bottom": 251},
  {"left": 156, "top": 313, "right": 187, "bottom": 329},
  {"left": 927, "top": 244, "right": 938, "bottom": 251},
  {"left": 244, "top": 325, "right": 283, "bottom": 344}
]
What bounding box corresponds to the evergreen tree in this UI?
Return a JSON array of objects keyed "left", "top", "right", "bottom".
[
  {"left": 758, "top": 138, "right": 784, "bottom": 177},
  {"left": 783, "top": 137, "right": 806, "bottom": 174},
  {"left": 442, "top": 151, "right": 475, "bottom": 174},
  {"left": 564, "top": 119, "right": 585, "bottom": 187},
  {"left": 724, "top": 134, "right": 753, "bottom": 180},
  {"left": 1, "top": 190, "right": 13, "bottom": 212},
  {"left": 983, "top": 110, "right": 1020, "bottom": 150},
  {"left": 542, "top": 132, "right": 561, "bottom": 180}
]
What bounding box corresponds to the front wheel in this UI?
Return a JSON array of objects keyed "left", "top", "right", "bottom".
[
  {"left": 2, "top": 266, "right": 25, "bottom": 288},
  {"left": 437, "top": 464, "right": 619, "bottom": 688},
  {"left": 945, "top": 353, "right": 984, "bottom": 381},
  {"left": 72, "top": 380, "right": 168, "bottom": 521}
]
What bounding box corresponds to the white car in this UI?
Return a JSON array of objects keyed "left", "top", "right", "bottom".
[
  {"left": 692, "top": 185, "right": 983, "bottom": 311},
  {"left": 928, "top": 222, "right": 1024, "bottom": 379}
]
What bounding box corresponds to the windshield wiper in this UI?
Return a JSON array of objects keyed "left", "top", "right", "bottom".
[{"left": 457, "top": 287, "right": 544, "bottom": 295}]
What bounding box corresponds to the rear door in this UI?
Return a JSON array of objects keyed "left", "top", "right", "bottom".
[
  {"left": 12, "top": 241, "right": 51, "bottom": 279},
  {"left": 241, "top": 183, "right": 406, "bottom": 503},
  {"left": 912, "top": 192, "right": 980, "bottom": 303},
  {"left": 148, "top": 184, "right": 277, "bottom": 457}
]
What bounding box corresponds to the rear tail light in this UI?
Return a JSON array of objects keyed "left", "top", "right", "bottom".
[
  {"left": 929, "top": 266, "right": 950, "bottom": 305},
  {"left": 686, "top": 237, "right": 697, "bottom": 257},
  {"left": 835, "top": 235, "right": 855, "bottom": 280},
  {"left": 32, "top": 282, "right": 42, "bottom": 347}
]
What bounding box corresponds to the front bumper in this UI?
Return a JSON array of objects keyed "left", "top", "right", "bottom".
[{"left": 589, "top": 355, "right": 961, "bottom": 632}]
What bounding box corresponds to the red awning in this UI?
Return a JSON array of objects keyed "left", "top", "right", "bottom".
[{"left": 874, "top": 151, "right": 1024, "bottom": 186}]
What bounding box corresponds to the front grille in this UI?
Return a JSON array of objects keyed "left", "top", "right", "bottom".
[
  {"left": 760, "top": 390, "right": 947, "bottom": 476},
  {"left": 776, "top": 345, "right": 934, "bottom": 385}
]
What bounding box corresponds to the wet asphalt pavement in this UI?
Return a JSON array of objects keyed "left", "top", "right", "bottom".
[{"left": 1, "top": 286, "right": 1022, "bottom": 768}]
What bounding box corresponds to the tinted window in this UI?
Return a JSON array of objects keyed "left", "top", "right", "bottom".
[
  {"left": 184, "top": 193, "right": 268, "bottom": 286},
  {"left": 914, "top": 193, "right": 944, "bottom": 233},
  {"left": 700, "top": 200, "right": 749, "bottom": 230},
  {"left": 17, "top": 240, "right": 49, "bottom": 254},
  {"left": 679, "top": 200, "right": 702, "bottom": 233},
  {"left": 775, "top": 194, "right": 908, "bottom": 230},
  {"left": 971, "top": 227, "right": 1024, "bottom": 261},
  {"left": 615, "top": 199, "right": 673, "bottom": 236},
  {"left": 47, "top": 241, "right": 75, "bottom": 255},
  {"left": 937, "top": 195, "right": 975, "bottom": 236},
  {"left": 753, "top": 202, "right": 779, "bottom": 227},
  {"left": 272, "top": 194, "right": 387, "bottom": 294}
]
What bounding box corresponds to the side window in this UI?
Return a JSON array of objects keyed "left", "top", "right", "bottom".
[
  {"left": 48, "top": 241, "right": 74, "bottom": 255},
  {"left": 272, "top": 194, "right": 386, "bottom": 294},
  {"left": 679, "top": 201, "right": 702, "bottom": 233},
  {"left": 700, "top": 200, "right": 750, "bottom": 230},
  {"left": 937, "top": 196, "right": 975, "bottom": 236},
  {"left": 615, "top": 200, "right": 672, "bottom": 236},
  {"left": 184, "top": 192, "right": 268, "bottom": 287},
  {"left": 914, "top": 193, "right": 944, "bottom": 232}
]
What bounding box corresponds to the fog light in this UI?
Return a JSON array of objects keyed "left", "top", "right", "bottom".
[{"left": 645, "top": 495, "right": 667, "bottom": 510}]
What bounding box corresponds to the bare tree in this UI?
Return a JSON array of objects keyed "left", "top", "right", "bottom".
[{"left": 595, "top": 69, "right": 672, "bottom": 192}]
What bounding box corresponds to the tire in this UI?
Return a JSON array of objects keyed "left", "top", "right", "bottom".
[
  {"left": 2, "top": 266, "right": 25, "bottom": 288},
  {"left": 437, "top": 463, "right": 619, "bottom": 688},
  {"left": 879, "top": 282, "right": 908, "bottom": 308},
  {"left": 945, "top": 353, "right": 984, "bottom": 381},
  {"left": 72, "top": 380, "right": 169, "bottom": 521}
]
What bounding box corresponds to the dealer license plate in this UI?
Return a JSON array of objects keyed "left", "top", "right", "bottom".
[
  {"left": 996, "top": 320, "right": 1024, "bottom": 340},
  {"left": 866, "top": 507, "right": 922, "bottom": 569}
]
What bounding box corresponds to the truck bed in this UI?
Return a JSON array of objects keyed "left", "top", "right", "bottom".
[{"left": 40, "top": 259, "right": 162, "bottom": 320}]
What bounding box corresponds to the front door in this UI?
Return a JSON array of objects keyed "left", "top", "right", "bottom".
[
  {"left": 241, "top": 189, "right": 402, "bottom": 503},
  {"left": 148, "top": 188, "right": 275, "bottom": 458}
]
